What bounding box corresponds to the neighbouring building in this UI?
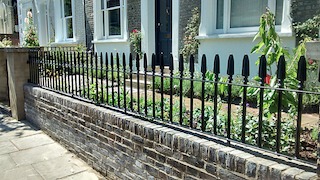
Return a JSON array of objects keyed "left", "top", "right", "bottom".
[
  {"left": 0, "top": 0, "right": 19, "bottom": 45},
  {"left": 17, "top": 0, "right": 88, "bottom": 47},
  {"left": 17, "top": 0, "right": 320, "bottom": 74}
]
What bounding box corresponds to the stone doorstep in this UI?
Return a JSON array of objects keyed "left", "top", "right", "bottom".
[{"left": 24, "top": 84, "right": 319, "bottom": 180}]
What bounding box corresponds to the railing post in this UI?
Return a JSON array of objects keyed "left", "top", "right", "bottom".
[{"left": 6, "top": 47, "right": 36, "bottom": 120}]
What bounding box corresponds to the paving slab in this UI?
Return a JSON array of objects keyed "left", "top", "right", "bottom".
[
  {"left": 0, "top": 140, "right": 19, "bottom": 155},
  {"left": 0, "top": 108, "right": 103, "bottom": 180},
  {"left": 10, "top": 143, "right": 68, "bottom": 166},
  {"left": 0, "top": 165, "right": 43, "bottom": 180},
  {"left": 11, "top": 133, "right": 55, "bottom": 150},
  {"left": 0, "top": 154, "right": 17, "bottom": 172},
  {"left": 33, "top": 154, "right": 89, "bottom": 180},
  {"left": 58, "top": 170, "right": 103, "bottom": 180}
]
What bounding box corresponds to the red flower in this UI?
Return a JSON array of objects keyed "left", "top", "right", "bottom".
[
  {"left": 132, "top": 29, "right": 138, "bottom": 33},
  {"left": 265, "top": 74, "right": 271, "bottom": 85},
  {"left": 308, "top": 58, "right": 314, "bottom": 65}
]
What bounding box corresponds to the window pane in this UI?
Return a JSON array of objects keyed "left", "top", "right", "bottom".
[
  {"left": 216, "top": 0, "right": 223, "bottom": 29},
  {"left": 275, "top": 0, "right": 283, "bottom": 25},
  {"left": 66, "top": 18, "right": 73, "bottom": 38},
  {"left": 64, "top": 0, "right": 72, "bottom": 17},
  {"left": 107, "top": 0, "right": 120, "bottom": 8},
  {"left": 101, "top": 0, "right": 104, "bottom": 10},
  {"left": 230, "top": 0, "right": 267, "bottom": 28},
  {"left": 109, "top": 8, "right": 121, "bottom": 35}
]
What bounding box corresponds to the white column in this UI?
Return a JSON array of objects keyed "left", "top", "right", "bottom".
[
  {"left": 172, "top": 0, "right": 179, "bottom": 70},
  {"left": 141, "top": 0, "right": 155, "bottom": 66}
]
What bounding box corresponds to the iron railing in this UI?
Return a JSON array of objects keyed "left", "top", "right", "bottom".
[{"left": 28, "top": 48, "right": 320, "bottom": 163}]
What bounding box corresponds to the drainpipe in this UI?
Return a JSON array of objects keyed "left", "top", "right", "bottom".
[{"left": 83, "top": 0, "right": 88, "bottom": 50}]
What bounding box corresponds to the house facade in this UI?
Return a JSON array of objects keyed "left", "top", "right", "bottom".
[
  {"left": 17, "top": 0, "right": 87, "bottom": 47},
  {"left": 17, "top": 0, "right": 320, "bottom": 74}
]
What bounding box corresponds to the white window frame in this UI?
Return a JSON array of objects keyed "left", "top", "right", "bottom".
[
  {"left": 212, "top": 0, "right": 288, "bottom": 34},
  {"left": 100, "top": 0, "right": 126, "bottom": 39},
  {"left": 61, "top": 0, "right": 74, "bottom": 41}
]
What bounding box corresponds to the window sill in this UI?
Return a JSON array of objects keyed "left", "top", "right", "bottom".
[
  {"left": 50, "top": 41, "right": 79, "bottom": 46},
  {"left": 196, "top": 32, "right": 293, "bottom": 40},
  {"left": 92, "top": 39, "right": 128, "bottom": 44}
]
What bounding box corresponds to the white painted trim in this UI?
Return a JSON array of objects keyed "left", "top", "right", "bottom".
[
  {"left": 172, "top": 0, "right": 179, "bottom": 69},
  {"left": 196, "top": 31, "right": 293, "bottom": 40},
  {"left": 92, "top": 39, "right": 128, "bottom": 44},
  {"left": 141, "top": 0, "right": 155, "bottom": 66}
]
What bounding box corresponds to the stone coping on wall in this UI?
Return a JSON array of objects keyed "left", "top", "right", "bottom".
[{"left": 24, "top": 84, "right": 318, "bottom": 179}]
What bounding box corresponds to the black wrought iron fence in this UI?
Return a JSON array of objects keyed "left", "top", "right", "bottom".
[{"left": 28, "top": 48, "right": 320, "bottom": 163}]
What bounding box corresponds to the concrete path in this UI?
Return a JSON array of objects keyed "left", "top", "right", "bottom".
[{"left": 0, "top": 108, "right": 105, "bottom": 180}]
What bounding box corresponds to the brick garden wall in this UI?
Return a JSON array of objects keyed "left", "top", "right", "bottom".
[{"left": 24, "top": 84, "right": 318, "bottom": 179}]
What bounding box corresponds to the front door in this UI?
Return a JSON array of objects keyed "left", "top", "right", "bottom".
[{"left": 155, "top": 0, "right": 172, "bottom": 66}]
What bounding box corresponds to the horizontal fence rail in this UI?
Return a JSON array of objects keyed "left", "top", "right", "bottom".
[{"left": 28, "top": 48, "right": 320, "bottom": 164}]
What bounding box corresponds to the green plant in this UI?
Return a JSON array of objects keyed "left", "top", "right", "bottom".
[
  {"left": 294, "top": 14, "right": 320, "bottom": 41},
  {"left": 23, "top": 11, "right": 39, "bottom": 47},
  {"left": 0, "top": 36, "right": 12, "bottom": 47},
  {"left": 129, "top": 29, "right": 143, "bottom": 58},
  {"left": 180, "top": 7, "right": 200, "bottom": 60}
]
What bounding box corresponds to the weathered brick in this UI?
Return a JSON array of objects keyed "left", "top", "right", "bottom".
[
  {"left": 167, "top": 158, "right": 187, "bottom": 172},
  {"left": 182, "top": 154, "right": 204, "bottom": 168}
]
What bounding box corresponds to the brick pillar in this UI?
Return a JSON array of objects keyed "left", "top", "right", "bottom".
[
  {"left": 0, "top": 48, "right": 8, "bottom": 102},
  {"left": 6, "top": 48, "right": 31, "bottom": 120}
]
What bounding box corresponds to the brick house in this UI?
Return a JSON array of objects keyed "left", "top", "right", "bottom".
[{"left": 17, "top": 0, "right": 320, "bottom": 73}]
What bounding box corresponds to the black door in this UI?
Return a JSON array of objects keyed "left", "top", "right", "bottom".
[{"left": 155, "top": 0, "right": 172, "bottom": 66}]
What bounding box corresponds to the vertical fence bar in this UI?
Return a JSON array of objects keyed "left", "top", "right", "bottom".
[
  {"left": 295, "top": 56, "right": 306, "bottom": 158},
  {"left": 53, "top": 50, "right": 59, "bottom": 90},
  {"left": 160, "top": 54, "right": 164, "bottom": 120},
  {"left": 41, "top": 51, "right": 48, "bottom": 86},
  {"left": 258, "top": 55, "right": 267, "bottom": 147},
  {"left": 117, "top": 53, "right": 120, "bottom": 107},
  {"left": 169, "top": 54, "right": 174, "bottom": 123},
  {"left": 144, "top": 54, "right": 148, "bottom": 116},
  {"left": 41, "top": 51, "right": 45, "bottom": 86},
  {"left": 95, "top": 53, "right": 99, "bottom": 102},
  {"left": 74, "top": 52, "right": 78, "bottom": 96},
  {"left": 82, "top": 52, "right": 85, "bottom": 97},
  {"left": 129, "top": 54, "right": 133, "bottom": 111},
  {"left": 48, "top": 50, "right": 53, "bottom": 89},
  {"left": 56, "top": 51, "right": 60, "bottom": 91},
  {"left": 86, "top": 52, "right": 90, "bottom": 99},
  {"left": 77, "top": 52, "right": 81, "bottom": 96},
  {"left": 100, "top": 52, "right": 104, "bottom": 103},
  {"left": 213, "top": 55, "right": 220, "bottom": 135},
  {"left": 64, "top": 52, "right": 68, "bottom": 93},
  {"left": 227, "top": 55, "right": 234, "bottom": 140},
  {"left": 152, "top": 54, "right": 156, "bottom": 119},
  {"left": 136, "top": 54, "right": 140, "bottom": 113},
  {"left": 51, "top": 51, "right": 54, "bottom": 90},
  {"left": 70, "top": 52, "right": 74, "bottom": 95},
  {"left": 90, "top": 52, "right": 94, "bottom": 100},
  {"left": 105, "top": 52, "right": 109, "bottom": 104},
  {"left": 241, "top": 55, "right": 250, "bottom": 143},
  {"left": 44, "top": 51, "right": 47, "bottom": 88},
  {"left": 179, "top": 54, "right": 184, "bottom": 125},
  {"left": 276, "top": 55, "right": 286, "bottom": 153},
  {"left": 201, "top": 55, "right": 207, "bottom": 131},
  {"left": 189, "top": 55, "right": 195, "bottom": 128},
  {"left": 111, "top": 53, "right": 115, "bottom": 106},
  {"left": 123, "top": 53, "right": 127, "bottom": 112}
]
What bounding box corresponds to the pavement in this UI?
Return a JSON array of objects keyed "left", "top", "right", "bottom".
[{"left": 0, "top": 106, "right": 105, "bottom": 180}]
